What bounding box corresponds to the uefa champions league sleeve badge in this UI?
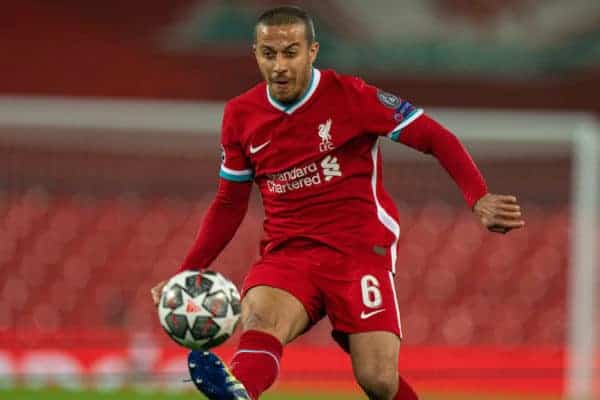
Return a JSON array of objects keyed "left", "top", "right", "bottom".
[{"left": 376, "top": 89, "right": 401, "bottom": 109}]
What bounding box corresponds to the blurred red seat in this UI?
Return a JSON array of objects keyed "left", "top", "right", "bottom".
[{"left": 4, "top": 189, "right": 578, "bottom": 346}]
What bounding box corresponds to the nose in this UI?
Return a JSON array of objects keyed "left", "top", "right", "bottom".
[{"left": 273, "top": 53, "right": 288, "bottom": 74}]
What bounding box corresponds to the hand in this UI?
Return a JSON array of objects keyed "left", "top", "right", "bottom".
[
  {"left": 151, "top": 280, "right": 167, "bottom": 307},
  {"left": 473, "top": 193, "right": 525, "bottom": 234}
]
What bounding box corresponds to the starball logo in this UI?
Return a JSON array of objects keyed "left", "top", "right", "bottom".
[{"left": 266, "top": 155, "right": 342, "bottom": 194}]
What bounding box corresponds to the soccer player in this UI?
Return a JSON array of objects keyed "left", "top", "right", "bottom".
[{"left": 151, "top": 6, "right": 525, "bottom": 400}]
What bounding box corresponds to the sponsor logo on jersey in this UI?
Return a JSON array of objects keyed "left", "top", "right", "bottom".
[
  {"left": 266, "top": 162, "right": 321, "bottom": 194},
  {"left": 321, "top": 155, "right": 341, "bottom": 182},
  {"left": 318, "top": 118, "right": 334, "bottom": 152},
  {"left": 377, "top": 89, "right": 401, "bottom": 109},
  {"left": 266, "top": 155, "right": 342, "bottom": 194}
]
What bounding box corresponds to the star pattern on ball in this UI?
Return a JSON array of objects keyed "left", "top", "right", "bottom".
[
  {"left": 158, "top": 271, "right": 242, "bottom": 350},
  {"left": 177, "top": 288, "right": 209, "bottom": 329}
]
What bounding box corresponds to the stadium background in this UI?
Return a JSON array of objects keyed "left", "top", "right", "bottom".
[{"left": 0, "top": 1, "right": 599, "bottom": 399}]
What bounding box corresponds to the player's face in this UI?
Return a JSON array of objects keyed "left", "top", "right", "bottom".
[{"left": 254, "top": 23, "right": 319, "bottom": 104}]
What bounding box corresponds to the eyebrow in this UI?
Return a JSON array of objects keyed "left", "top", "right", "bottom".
[{"left": 260, "top": 43, "right": 301, "bottom": 52}]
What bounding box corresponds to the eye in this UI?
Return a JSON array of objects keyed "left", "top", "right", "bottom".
[{"left": 262, "top": 50, "right": 275, "bottom": 59}]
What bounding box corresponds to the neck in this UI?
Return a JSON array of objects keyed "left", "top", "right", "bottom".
[
  {"left": 269, "top": 67, "right": 314, "bottom": 105},
  {"left": 293, "top": 68, "right": 313, "bottom": 103}
]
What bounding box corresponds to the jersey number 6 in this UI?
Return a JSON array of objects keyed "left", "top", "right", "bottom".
[{"left": 360, "top": 275, "right": 382, "bottom": 309}]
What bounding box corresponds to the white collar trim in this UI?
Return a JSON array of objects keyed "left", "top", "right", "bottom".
[{"left": 266, "top": 68, "right": 321, "bottom": 114}]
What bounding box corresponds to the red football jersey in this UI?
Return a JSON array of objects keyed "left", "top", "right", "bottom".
[{"left": 219, "top": 69, "right": 424, "bottom": 273}]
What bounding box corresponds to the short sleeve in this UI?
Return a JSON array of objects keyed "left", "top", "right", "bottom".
[
  {"left": 349, "top": 78, "right": 424, "bottom": 142},
  {"left": 219, "top": 103, "right": 254, "bottom": 182}
]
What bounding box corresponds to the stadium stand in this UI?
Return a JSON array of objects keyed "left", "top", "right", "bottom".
[
  {"left": 1, "top": 1, "right": 598, "bottom": 110},
  {"left": 0, "top": 144, "right": 575, "bottom": 348},
  {"left": 1, "top": 1, "right": 598, "bottom": 396}
]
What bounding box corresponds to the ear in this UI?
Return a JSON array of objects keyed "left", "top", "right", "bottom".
[{"left": 309, "top": 41, "right": 320, "bottom": 64}]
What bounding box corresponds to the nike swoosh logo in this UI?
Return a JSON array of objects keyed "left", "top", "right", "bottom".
[
  {"left": 360, "top": 309, "right": 386, "bottom": 320},
  {"left": 249, "top": 140, "right": 271, "bottom": 154}
]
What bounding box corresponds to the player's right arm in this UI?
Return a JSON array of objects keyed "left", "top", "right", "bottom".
[
  {"left": 177, "top": 178, "right": 252, "bottom": 271},
  {"left": 177, "top": 100, "right": 254, "bottom": 272},
  {"left": 151, "top": 103, "right": 253, "bottom": 306}
]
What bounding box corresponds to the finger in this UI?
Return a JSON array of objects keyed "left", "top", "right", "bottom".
[
  {"left": 489, "top": 225, "right": 509, "bottom": 234},
  {"left": 489, "top": 218, "right": 525, "bottom": 228},
  {"left": 494, "top": 195, "right": 518, "bottom": 203},
  {"left": 151, "top": 289, "right": 160, "bottom": 304},
  {"left": 497, "top": 203, "right": 521, "bottom": 212},
  {"left": 494, "top": 210, "right": 523, "bottom": 219}
]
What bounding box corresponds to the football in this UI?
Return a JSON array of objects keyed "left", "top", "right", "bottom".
[{"left": 158, "top": 270, "right": 242, "bottom": 350}]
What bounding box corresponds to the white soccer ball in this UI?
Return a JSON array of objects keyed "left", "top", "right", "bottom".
[{"left": 158, "top": 270, "right": 242, "bottom": 350}]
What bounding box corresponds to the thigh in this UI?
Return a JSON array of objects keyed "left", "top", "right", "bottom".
[
  {"left": 320, "top": 263, "right": 402, "bottom": 352},
  {"left": 349, "top": 330, "right": 400, "bottom": 369},
  {"left": 241, "top": 248, "right": 324, "bottom": 344},
  {"left": 242, "top": 285, "right": 311, "bottom": 345},
  {"left": 349, "top": 331, "right": 400, "bottom": 389}
]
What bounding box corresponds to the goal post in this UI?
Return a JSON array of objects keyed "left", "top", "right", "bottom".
[
  {"left": 428, "top": 110, "right": 599, "bottom": 400},
  {"left": 568, "top": 120, "right": 599, "bottom": 400}
]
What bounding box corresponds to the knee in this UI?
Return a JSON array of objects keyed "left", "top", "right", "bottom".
[
  {"left": 239, "top": 287, "right": 311, "bottom": 344},
  {"left": 242, "top": 308, "right": 276, "bottom": 331},
  {"left": 240, "top": 301, "right": 289, "bottom": 343},
  {"left": 354, "top": 365, "right": 398, "bottom": 400}
]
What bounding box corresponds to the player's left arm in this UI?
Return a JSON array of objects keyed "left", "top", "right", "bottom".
[
  {"left": 345, "top": 78, "right": 524, "bottom": 234},
  {"left": 399, "top": 114, "right": 525, "bottom": 234}
]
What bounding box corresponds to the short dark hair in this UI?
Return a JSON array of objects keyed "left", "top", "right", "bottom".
[{"left": 255, "top": 6, "right": 316, "bottom": 43}]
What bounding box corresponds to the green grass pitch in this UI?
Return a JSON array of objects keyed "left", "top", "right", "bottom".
[{"left": 0, "top": 388, "right": 562, "bottom": 400}]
